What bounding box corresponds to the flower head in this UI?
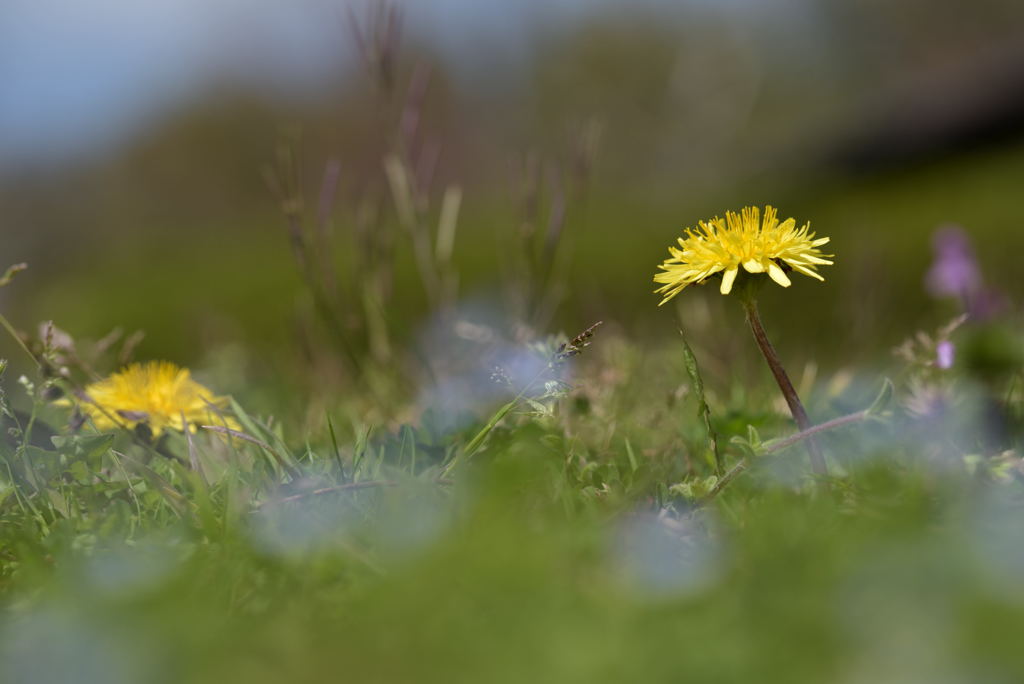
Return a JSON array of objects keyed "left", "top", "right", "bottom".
[
  {"left": 935, "top": 340, "right": 955, "bottom": 370},
  {"left": 925, "top": 224, "right": 1006, "bottom": 321},
  {"left": 72, "top": 361, "right": 236, "bottom": 437},
  {"left": 925, "top": 225, "right": 981, "bottom": 299},
  {"left": 653, "top": 205, "right": 833, "bottom": 305}
]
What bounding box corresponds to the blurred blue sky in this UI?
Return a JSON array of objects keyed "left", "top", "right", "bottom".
[
  {"left": 1, "top": 0, "right": 762, "bottom": 167},
  {"left": 3, "top": 0, "right": 348, "bottom": 164}
]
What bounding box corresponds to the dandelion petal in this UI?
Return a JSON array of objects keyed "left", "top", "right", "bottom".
[
  {"left": 720, "top": 267, "right": 738, "bottom": 295},
  {"left": 767, "top": 262, "right": 792, "bottom": 288},
  {"left": 742, "top": 259, "right": 764, "bottom": 274}
]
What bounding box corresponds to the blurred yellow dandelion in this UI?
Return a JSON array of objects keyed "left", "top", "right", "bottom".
[
  {"left": 73, "top": 361, "right": 237, "bottom": 437},
  {"left": 654, "top": 205, "right": 833, "bottom": 305}
]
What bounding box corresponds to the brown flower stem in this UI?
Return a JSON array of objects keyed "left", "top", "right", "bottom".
[{"left": 740, "top": 295, "right": 829, "bottom": 478}]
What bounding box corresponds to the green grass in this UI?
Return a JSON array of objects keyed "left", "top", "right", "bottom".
[
  {"left": 3, "top": 130, "right": 1024, "bottom": 682},
  {"left": 0, "top": 288, "right": 1023, "bottom": 681}
]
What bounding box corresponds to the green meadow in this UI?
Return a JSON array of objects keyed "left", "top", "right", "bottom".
[{"left": 4, "top": 7, "right": 1024, "bottom": 682}]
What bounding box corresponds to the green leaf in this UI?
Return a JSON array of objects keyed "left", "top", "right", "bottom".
[
  {"left": 670, "top": 475, "right": 720, "bottom": 501},
  {"left": 51, "top": 433, "right": 115, "bottom": 461},
  {"left": 680, "top": 335, "right": 705, "bottom": 398},
  {"left": 624, "top": 438, "right": 639, "bottom": 474},
  {"left": 69, "top": 461, "right": 92, "bottom": 484},
  {"left": 0, "top": 480, "right": 14, "bottom": 507},
  {"left": 45, "top": 488, "right": 71, "bottom": 518},
  {"left": 525, "top": 398, "right": 552, "bottom": 416},
  {"left": 326, "top": 413, "right": 344, "bottom": 475},
  {"left": 730, "top": 434, "right": 761, "bottom": 459},
  {"left": 446, "top": 398, "right": 518, "bottom": 474},
  {"left": 679, "top": 330, "right": 721, "bottom": 474},
  {"left": 669, "top": 482, "right": 695, "bottom": 500}
]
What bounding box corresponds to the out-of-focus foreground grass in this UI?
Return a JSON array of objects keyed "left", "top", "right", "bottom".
[{"left": 8, "top": 460, "right": 1024, "bottom": 684}]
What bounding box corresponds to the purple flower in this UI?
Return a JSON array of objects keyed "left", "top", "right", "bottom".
[
  {"left": 925, "top": 225, "right": 1007, "bottom": 320},
  {"left": 936, "top": 340, "right": 955, "bottom": 370},
  {"left": 926, "top": 225, "right": 981, "bottom": 300}
]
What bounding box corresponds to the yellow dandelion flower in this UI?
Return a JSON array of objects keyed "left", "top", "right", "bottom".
[
  {"left": 72, "top": 361, "right": 238, "bottom": 437},
  {"left": 653, "top": 205, "right": 833, "bottom": 305}
]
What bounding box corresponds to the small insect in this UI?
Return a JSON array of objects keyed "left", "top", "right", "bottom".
[{"left": 555, "top": 321, "right": 603, "bottom": 361}]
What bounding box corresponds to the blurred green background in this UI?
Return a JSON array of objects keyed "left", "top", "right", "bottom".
[{"left": 3, "top": 0, "right": 1024, "bottom": 385}]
